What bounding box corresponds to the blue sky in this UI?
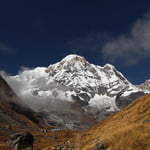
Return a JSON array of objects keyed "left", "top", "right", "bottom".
[{"left": 0, "top": 0, "right": 150, "bottom": 84}]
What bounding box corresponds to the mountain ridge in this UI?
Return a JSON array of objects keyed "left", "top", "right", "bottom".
[
  {"left": 137, "top": 79, "right": 150, "bottom": 92},
  {"left": 2, "top": 54, "right": 147, "bottom": 129}
]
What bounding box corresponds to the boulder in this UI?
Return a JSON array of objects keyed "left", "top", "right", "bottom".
[
  {"left": 7, "top": 132, "right": 34, "bottom": 150},
  {"left": 92, "top": 140, "right": 107, "bottom": 150},
  {"left": 55, "top": 140, "right": 72, "bottom": 150}
]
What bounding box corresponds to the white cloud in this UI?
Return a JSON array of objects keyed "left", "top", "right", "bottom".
[
  {"left": 102, "top": 12, "right": 150, "bottom": 65},
  {"left": 18, "top": 66, "right": 31, "bottom": 74}
]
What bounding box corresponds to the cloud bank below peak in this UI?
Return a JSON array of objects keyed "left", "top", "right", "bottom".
[{"left": 102, "top": 12, "right": 150, "bottom": 66}]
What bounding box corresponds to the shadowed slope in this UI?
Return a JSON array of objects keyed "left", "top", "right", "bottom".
[{"left": 0, "top": 75, "right": 48, "bottom": 135}]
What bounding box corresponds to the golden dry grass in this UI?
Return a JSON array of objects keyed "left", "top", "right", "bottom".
[
  {"left": 80, "top": 94, "right": 150, "bottom": 150},
  {"left": 0, "top": 130, "right": 79, "bottom": 150},
  {"left": 107, "top": 124, "right": 150, "bottom": 150}
]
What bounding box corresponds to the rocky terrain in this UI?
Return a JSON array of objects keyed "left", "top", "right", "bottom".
[{"left": 137, "top": 80, "right": 150, "bottom": 91}]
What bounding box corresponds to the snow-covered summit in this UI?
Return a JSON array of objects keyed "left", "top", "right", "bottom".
[
  {"left": 60, "top": 54, "right": 86, "bottom": 62},
  {"left": 5, "top": 54, "right": 144, "bottom": 111},
  {"left": 45, "top": 54, "right": 135, "bottom": 95},
  {"left": 46, "top": 54, "right": 88, "bottom": 73}
]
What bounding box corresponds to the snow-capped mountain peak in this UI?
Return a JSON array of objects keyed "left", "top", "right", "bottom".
[
  {"left": 3, "top": 54, "right": 146, "bottom": 129},
  {"left": 60, "top": 54, "right": 86, "bottom": 62},
  {"left": 46, "top": 54, "right": 88, "bottom": 74},
  {"left": 45, "top": 55, "right": 131, "bottom": 92},
  {"left": 4, "top": 54, "right": 144, "bottom": 112}
]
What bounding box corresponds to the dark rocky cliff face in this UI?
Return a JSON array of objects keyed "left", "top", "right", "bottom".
[
  {"left": 0, "top": 74, "right": 17, "bottom": 99},
  {"left": 0, "top": 75, "right": 47, "bottom": 132},
  {"left": 115, "top": 91, "right": 146, "bottom": 109}
]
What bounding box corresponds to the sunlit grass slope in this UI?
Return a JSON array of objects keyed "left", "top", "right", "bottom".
[{"left": 81, "top": 94, "right": 150, "bottom": 150}]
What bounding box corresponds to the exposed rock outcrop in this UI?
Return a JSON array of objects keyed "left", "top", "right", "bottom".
[
  {"left": 92, "top": 140, "right": 107, "bottom": 150},
  {"left": 7, "top": 132, "right": 34, "bottom": 150},
  {"left": 0, "top": 75, "right": 48, "bottom": 135}
]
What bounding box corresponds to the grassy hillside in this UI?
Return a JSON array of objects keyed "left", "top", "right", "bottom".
[{"left": 80, "top": 94, "right": 150, "bottom": 150}]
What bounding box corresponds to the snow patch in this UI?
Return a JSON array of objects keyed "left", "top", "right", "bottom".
[{"left": 89, "top": 94, "right": 118, "bottom": 111}]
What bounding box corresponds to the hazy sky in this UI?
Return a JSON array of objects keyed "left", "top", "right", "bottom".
[{"left": 0, "top": 0, "right": 150, "bottom": 84}]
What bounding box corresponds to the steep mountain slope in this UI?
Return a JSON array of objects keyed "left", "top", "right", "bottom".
[
  {"left": 0, "top": 75, "right": 47, "bottom": 136},
  {"left": 4, "top": 54, "right": 146, "bottom": 129},
  {"left": 80, "top": 94, "right": 150, "bottom": 150}
]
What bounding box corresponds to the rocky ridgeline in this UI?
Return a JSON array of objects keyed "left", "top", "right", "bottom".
[{"left": 137, "top": 80, "right": 150, "bottom": 91}]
